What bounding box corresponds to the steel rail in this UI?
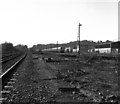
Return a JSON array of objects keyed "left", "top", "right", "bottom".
[{"left": 0, "top": 53, "right": 26, "bottom": 79}]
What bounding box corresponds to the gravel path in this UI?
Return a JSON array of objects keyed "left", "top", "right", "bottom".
[{"left": 6, "top": 52, "right": 59, "bottom": 103}]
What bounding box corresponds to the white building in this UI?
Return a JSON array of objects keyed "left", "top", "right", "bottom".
[
  {"left": 94, "top": 41, "right": 120, "bottom": 54},
  {"left": 65, "top": 47, "right": 72, "bottom": 52},
  {"left": 73, "top": 48, "right": 77, "bottom": 52}
]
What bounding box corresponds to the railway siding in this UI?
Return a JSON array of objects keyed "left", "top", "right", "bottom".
[
  {"left": 2, "top": 52, "right": 59, "bottom": 103},
  {"left": 0, "top": 52, "right": 27, "bottom": 103},
  {"left": 1, "top": 51, "right": 119, "bottom": 103},
  {"left": 0, "top": 53, "right": 26, "bottom": 79}
]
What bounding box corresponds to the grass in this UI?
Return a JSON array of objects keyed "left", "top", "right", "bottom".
[{"left": 41, "top": 52, "right": 119, "bottom": 102}]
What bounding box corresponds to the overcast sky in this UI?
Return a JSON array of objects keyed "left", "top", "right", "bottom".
[{"left": 0, "top": 0, "right": 118, "bottom": 47}]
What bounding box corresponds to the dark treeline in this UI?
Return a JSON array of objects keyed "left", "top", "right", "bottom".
[{"left": 1, "top": 42, "right": 28, "bottom": 54}]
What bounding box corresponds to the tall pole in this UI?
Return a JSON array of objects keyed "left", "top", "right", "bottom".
[{"left": 78, "top": 23, "right": 82, "bottom": 55}]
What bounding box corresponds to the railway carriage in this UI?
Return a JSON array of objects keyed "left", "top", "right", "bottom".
[{"left": 42, "top": 47, "right": 65, "bottom": 53}]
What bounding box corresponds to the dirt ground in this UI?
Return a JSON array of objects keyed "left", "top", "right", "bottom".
[
  {"left": 40, "top": 52, "right": 119, "bottom": 103},
  {"left": 4, "top": 51, "right": 120, "bottom": 103}
]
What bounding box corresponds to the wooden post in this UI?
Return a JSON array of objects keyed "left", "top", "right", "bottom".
[{"left": 78, "top": 23, "right": 82, "bottom": 55}]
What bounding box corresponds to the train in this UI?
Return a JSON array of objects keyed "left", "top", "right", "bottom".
[{"left": 42, "top": 47, "right": 65, "bottom": 53}]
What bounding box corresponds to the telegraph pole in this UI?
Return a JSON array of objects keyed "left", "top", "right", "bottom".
[{"left": 78, "top": 23, "right": 82, "bottom": 55}]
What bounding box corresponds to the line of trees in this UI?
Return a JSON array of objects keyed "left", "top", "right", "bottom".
[{"left": 1, "top": 42, "right": 28, "bottom": 54}]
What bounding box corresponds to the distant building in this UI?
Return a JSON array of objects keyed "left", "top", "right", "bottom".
[
  {"left": 88, "top": 48, "right": 95, "bottom": 53},
  {"left": 72, "top": 46, "right": 78, "bottom": 53},
  {"left": 65, "top": 47, "right": 72, "bottom": 52},
  {"left": 73, "top": 48, "right": 77, "bottom": 53},
  {"left": 93, "top": 41, "right": 120, "bottom": 54}
]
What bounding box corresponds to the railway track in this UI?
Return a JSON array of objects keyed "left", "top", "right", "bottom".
[
  {"left": 0, "top": 53, "right": 27, "bottom": 103},
  {"left": 1, "top": 52, "right": 22, "bottom": 63}
]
